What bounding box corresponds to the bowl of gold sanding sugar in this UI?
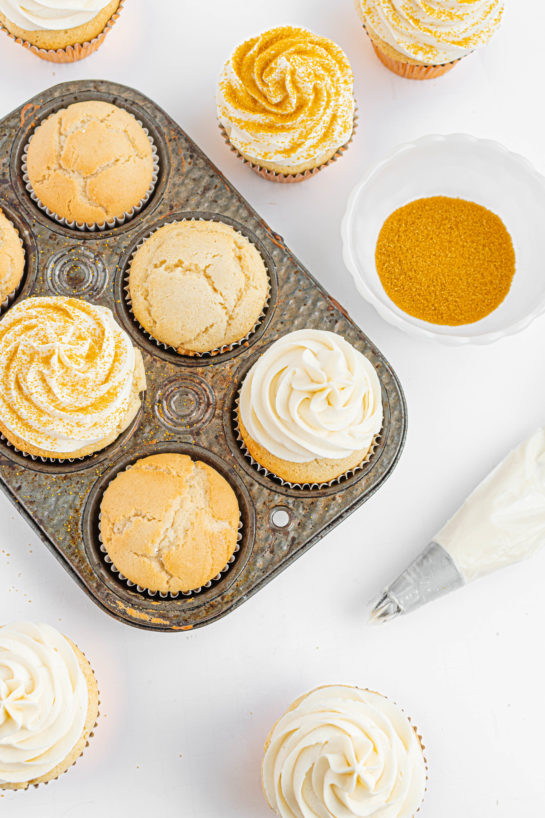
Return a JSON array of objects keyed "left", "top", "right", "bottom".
[{"left": 341, "top": 134, "right": 545, "bottom": 344}]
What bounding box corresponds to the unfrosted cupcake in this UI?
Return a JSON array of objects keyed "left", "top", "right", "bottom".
[
  {"left": 0, "top": 208, "right": 25, "bottom": 307},
  {"left": 25, "top": 100, "right": 156, "bottom": 229},
  {"left": 128, "top": 220, "right": 269, "bottom": 355},
  {"left": 262, "top": 685, "right": 427, "bottom": 818},
  {"left": 0, "top": 622, "right": 99, "bottom": 790},
  {"left": 217, "top": 26, "right": 355, "bottom": 181},
  {"left": 238, "top": 329, "right": 383, "bottom": 484},
  {"left": 99, "top": 453, "right": 240, "bottom": 594},
  {"left": 354, "top": 0, "right": 504, "bottom": 79},
  {"left": 0, "top": 0, "right": 123, "bottom": 62},
  {"left": 0, "top": 296, "right": 146, "bottom": 460}
]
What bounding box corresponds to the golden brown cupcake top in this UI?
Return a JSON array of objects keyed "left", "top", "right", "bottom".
[
  {"left": 99, "top": 453, "right": 240, "bottom": 593},
  {"left": 25, "top": 100, "right": 154, "bottom": 226},
  {"left": 217, "top": 26, "right": 354, "bottom": 169},
  {"left": 129, "top": 220, "right": 269, "bottom": 355},
  {"left": 0, "top": 208, "right": 24, "bottom": 301}
]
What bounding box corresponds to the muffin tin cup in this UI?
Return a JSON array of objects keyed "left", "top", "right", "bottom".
[
  {"left": 21, "top": 115, "right": 159, "bottom": 232},
  {"left": 0, "top": 0, "right": 125, "bottom": 64},
  {"left": 123, "top": 216, "right": 272, "bottom": 358},
  {"left": 218, "top": 107, "right": 358, "bottom": 184},
  {"left": 98, "top": 508, "right": 243, "bottom": 600},
  {"left": 233, "top": 392, "right": 381, "bottom": 490}
]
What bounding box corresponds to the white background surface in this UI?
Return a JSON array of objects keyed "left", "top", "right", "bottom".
[{"left": 0, "top": 1, "right": 544, "bottom": 815}]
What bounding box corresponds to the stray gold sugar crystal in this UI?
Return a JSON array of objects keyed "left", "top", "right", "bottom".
[{"left": 375, "top": 196, "right": 516, "bottom": 325}]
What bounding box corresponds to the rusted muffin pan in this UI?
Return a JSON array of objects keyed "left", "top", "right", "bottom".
[{"left": 0, "top": 80, "right": 407, "bottom": 630}]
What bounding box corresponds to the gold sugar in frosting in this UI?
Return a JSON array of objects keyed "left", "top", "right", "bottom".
[
  {"left": 356, "top": 0, "right": 504, "bottom": 64},
  {"left": 0, "top": 296, "right": 141, "bottom": 454},
  {"left": 217, "top": 26, "right": 355, "bottom": 172}
]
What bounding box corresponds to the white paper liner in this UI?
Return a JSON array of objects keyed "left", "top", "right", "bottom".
[
  {"left": 124, "top": 217, "right": 271, "bottom": 358},
  {"left": 0, "top": 229, "right": 25, "bottom": 314},
  {"left": 97, "top": 460, "right": 243, "bottom": 598},
  {"left": 233, "top": 392, "right": 381, "bottom": 490},
  {"left": 21, "top": 113, "right": 159, "bottom": 231}
]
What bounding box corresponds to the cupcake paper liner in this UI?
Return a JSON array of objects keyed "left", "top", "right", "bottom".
[
  {"left": 97, "top": 459, "right": 243, "bottom": 598},
  {"left": 363, "top": 25, "right": 459, "bottom": 80},
  {"left": 218, "top": 107, "right": 358, "bottom": 184},
  {"left": 124, "top": 217, "right": 271, "bottom": 358},
  {"left": 0, "top": 0, "right": 124, "bottom": 63},
  {"left": 1, "top": 640, "right": 100, "bottom": 791},
  {"left": 233, "top": 392, "right": 380, "bottom": 490},
  {"left": 0, "top": 428, "right": 93, "bottom": 464},
  {"left": 21, "top": 114, "right": 159, "bottom": 232}
]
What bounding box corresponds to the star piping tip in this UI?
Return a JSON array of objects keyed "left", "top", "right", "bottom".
[{"left": 368, "top": 592, "right": 401, "bottom": 624}]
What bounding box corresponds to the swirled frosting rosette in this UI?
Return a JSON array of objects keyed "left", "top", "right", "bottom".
[
  {"left": 238, "top": 329, "right": 383, "bottom": 484},
  {"left": 0, "top": 296, "right": 146, "bottom": 459},
  {"left": 0, "top": 622, "right": 98, "bottom": 789},
  {"left": 262, "top": 686, "right": 427, "bottom": 818},
  {"left": 355, "top": 0, "right": 504, "bottom": 76},
  {"left": 217, "top": 26, "right": 355, "bottom": 177}
]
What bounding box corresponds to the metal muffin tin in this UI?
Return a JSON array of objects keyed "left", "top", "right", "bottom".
[{"left": 0, "top": 80, "right": 406, "bottom": 631}]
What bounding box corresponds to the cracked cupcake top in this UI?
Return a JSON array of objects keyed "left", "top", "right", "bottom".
[
  {"left": 99, "top": 453, "right": 240, "bottom": 593},
  {"left": 128, "top": 220, "right": 269, "bottom": 355},
  {"left": 25, "top": 100, "right": 154, "bottom": 226}
]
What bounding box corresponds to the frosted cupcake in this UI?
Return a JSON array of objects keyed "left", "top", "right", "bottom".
[
  {"left": 0, "top": 0, "right": 123, "bottom": 62},
  {"left": 217, "top": 26, "right": 355, "bottom": 181},
  {"left": 263, "top": 685, "right": 427, "bottom": 818},
  {"left": 25, "top": 101, "right": 156, "bottom": 229},
  {"left": 238, "top": 330, "right": 383, "bottom": 484},
  {"left": 0, "top": 296, "right": 146, "bottom": 460},
  {"left": 128, "top": 220, "right": 269, "bottom": 355},
  {"left": 0, "top": 622, "right": 99, "bottom": 790},
  {"left": 0, "top": 208, "right": 25, "bottom": 307},
  {"left": 354, "top": 0, "right": 504, "bottom": 79}
]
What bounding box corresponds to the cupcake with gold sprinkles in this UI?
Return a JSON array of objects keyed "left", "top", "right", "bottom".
[
  {"left": 217, "top": 26, "right": 355, "bottom": 181},
  {"left": 354, "top": 0, "right": 504, "bottom": 80}
]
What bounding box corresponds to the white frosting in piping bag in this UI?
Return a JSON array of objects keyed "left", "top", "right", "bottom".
[
  {"left": 263, "top": 685, "right": 426, "bottom": 818},
  {"left": 0, "top": 0, "right": 112, "bottom": 30},
  {"left": 0, "top": 622, "right": 88, "bottom": 785},
  {"left": 435, "top": 428, "right": 545, "bottom": 583}
]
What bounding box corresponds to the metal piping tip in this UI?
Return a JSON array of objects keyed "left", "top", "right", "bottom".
[{"left": 368, "top": 592, "right": 402, "bottom": 624}]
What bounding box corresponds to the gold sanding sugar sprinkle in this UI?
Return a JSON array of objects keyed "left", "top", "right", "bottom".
[{"left": 375, "top": 196, "right": 516, "bottom": 326}]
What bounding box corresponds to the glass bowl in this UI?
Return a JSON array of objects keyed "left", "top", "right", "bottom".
[{"left": 341, "top": 134, "right": 545, "bottom": 345}]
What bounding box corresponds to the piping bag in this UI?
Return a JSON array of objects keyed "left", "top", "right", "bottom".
[{"left": 370, "top": 427, "right": 545, "bottom": 623}]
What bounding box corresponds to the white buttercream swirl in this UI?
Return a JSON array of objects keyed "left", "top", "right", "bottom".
[
  {"left": 217, "top": 26, "right": 354, "bottom": 170},
  {"left": 0, "top": 622, "right": 88, "bottom": 785},
  {"left": 355, "top": 0, "right": 504, "bottom": 64},
  {"left": 240, "top": 330, "right": 382, "bottom": 463},
  {"left": 263, "top": 686, "right": 427, "bottom": 818},
  {"left": 0, "top": 0, "right": 112, "bottom": 30},
  {"left": 0, "top": 296, "right": 139, "bottom": 454}
]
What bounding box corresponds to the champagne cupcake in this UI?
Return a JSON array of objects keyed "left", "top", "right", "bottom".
[
  {"left": 262, "top": 685, "right": 427, "bottom": 818},
  {"left": 24, "top": 100, "right": 157, "bottom": 230},
  {"left": 0, "top": 0, "right": 123, "bottom": 62},
  {"left": 217, "top": 26, "right": 355, "bottom": 182},
  {"left": 99, "top": 453, "right": 240, "bottom": 594},
  {"left": 354, "top": 0, "right": 504, "bottom": 79},
  {"left": 0, "top": 208, "right": 25, "bottom": 309},
  {"left": 128, "top": 220, "right": 270, "bottom": 355},
  {"left": 0, "top": 622, "right": 99, "bottom": 790},
  {"left": 0, "top": 296, "right": 146, "bottom": 460},
  {"left": 237, "top": 330, "right": 383, "bottom": 485}
]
